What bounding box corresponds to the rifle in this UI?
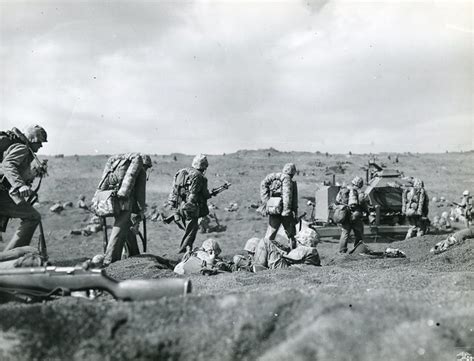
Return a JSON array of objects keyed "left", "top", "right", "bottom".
[
  {"left": 130, "top": 215, "right": 147, "bottom": 253},
  {"left": 210, "top": 182, "right": 231, "bottom": 197},
  {"left": 26, "top": 188, "right": 48, "bottom": 260},
  {"left": 102, "top": 217, "right": 108, "bottom": 253},
  {"left": 0, "top": 266, "right": 191, "bottom": 302},
  {"left": 161, "top": 212, "right": 185, "bottom": 230},
  {"left": 296, "top": 212, "right": 307, "bottom": 232}
]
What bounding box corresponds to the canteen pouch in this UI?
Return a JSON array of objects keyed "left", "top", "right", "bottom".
[
  {"left": 91, "top": 190, "right": 119, "bottom": 217},
  {"left": 333, "top": 204, "right": 349, "bottom": 223},
  {"left": 266, "top": 197, "right": 283, "bottom": 215}
]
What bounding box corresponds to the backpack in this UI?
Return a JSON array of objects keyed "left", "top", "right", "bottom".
[
  {"left": 0, "top": 131, "right": 22, "bottom": 163},
  {"left": 336, "top": 187, "right": 350, "bottom": 205},
  {"left": 168, "top": 168, "right": 190, "bottom": 208}
]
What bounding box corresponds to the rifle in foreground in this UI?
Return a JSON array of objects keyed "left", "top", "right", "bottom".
[{"left": 0, "top": 266, "right": 191, "bottom": 302}]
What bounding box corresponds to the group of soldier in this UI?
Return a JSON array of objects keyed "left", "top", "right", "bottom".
[{"left": 0, "top": 125, "right": 472, "bottom": 272}]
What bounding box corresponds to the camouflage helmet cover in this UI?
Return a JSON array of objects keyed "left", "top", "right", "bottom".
[
  {"left": 351, "top": 176, "right": 364, "bottom": 188},
  {"left": 141, "top": 154, "right": 152, "bottom": 168},
  {"left": 201, "top": 238, "right": 221, "bottom": 256},
  {"left": 244, "top": 237, "right": 260, "bottom": 253},
  {"left": 295, "top": 228, "right": 320, "bottom": 247},
  {"left": 192, "top": 154, "right": 209, "bottom": 170},
  {"left": 24, "top": 124, "right": 48, "bottom": 143},
  {"left": 282, "top": 163, "right": 297, "bottom": 176}
]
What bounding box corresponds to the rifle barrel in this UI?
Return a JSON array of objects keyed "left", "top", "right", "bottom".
[{"left": 0, "top": 267, "right": 191, "bottom": 301}]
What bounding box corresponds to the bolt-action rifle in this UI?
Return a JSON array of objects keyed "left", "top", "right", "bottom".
[
  {"left": 130, "top": 214, "right": 147, "bottom": 253},
  {"left": 210, "top": 182, "right": 231, "bottom": 197},
  {"left": 0, "top": 266, "right": 191, "bottom": 302},
  {"left": 162, "top": 182, "right": 231, "bottom": 229}
]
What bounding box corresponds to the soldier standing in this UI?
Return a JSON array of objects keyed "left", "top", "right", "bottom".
[
  {"left": 459, "top": 190, "right": 472, "bottom": 228},
  {"left": 168, "top": 154, "right": 213, "bottom": 253},
  {"left": 335, "top": 176, "right": 365, "bottom": 253},
  {"left": 0, "top": 125, "right": 48, "bottom": 251},
  {"left": 402, "top": 178, "right": 428, "bottom": 239},
  {"left": 96, "top": 153, "right": 152, "bottom": 266},
  {"left": 260, "top": 163, "right": 299, "bottom": 249}
]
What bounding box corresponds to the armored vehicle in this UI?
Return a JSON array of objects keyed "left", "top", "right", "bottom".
[{"left": 310, "top": 161, "right": 412, "bottom": 239}]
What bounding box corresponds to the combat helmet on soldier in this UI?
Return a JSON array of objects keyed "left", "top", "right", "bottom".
[
  {"left": 295, "top": 228, "right": 320, "bottom": 248},
  {"left": 192, "top": 154, "right": 209, "bottom": 171},
  {"left": 24, "top": 125, "right": 48, "bottom": 143},
  {"left": 351, "top": 176, "right": 364, "bottom": 189},
  {"left": 244, "top": 237, "right": 260, "bottom": 254},
  {"left": 282, "top": 163, "right": 297, "bottom": 177},
  {"left": 140, "top": 154, "right": 152, "bottom": 169},
  {"left": 201, "top": 238, "right": 221, "bottom": 257}
]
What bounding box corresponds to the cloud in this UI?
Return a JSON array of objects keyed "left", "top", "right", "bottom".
[{"left": 0, "top": 0, "right": 472, "bottom": 155}]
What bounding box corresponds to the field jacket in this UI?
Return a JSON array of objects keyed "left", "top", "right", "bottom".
[{"left": 1, "top": 144, "right": 36, "bottom": 195}]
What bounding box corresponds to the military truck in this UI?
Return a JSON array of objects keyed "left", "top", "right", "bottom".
[{"left": 309, "top": 161, "right": 412, "bottom": 239}]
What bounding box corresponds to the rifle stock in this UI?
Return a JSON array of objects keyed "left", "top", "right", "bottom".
[{"left": 0, "top": 266, "right": 191, "bottom": 301}]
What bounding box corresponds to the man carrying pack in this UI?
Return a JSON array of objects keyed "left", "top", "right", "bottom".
[
  {"left": 95, "top": 153, "right": 152, "bottom": 266},
  {"left": 168, "top": 154, "right": 217, "bottom": 253},
  {"left": 260, "top": 163, "right": 299, "bottom": 250},
  {"left": 335, "top": 176, "right": 366, "bottom": 253},
  {"left": 0, "top": 125, "right": 48, "bottom": 251},
  {"left": 402, "top": 178, "right": 428, "bottom": 239}
]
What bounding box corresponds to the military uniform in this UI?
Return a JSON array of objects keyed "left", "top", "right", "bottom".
[
  {"left": 173, "top": 155, "right": 212, "bottom": 253},
  {"left": 0, "top": 126, "right": 47, "bottom": 251},
  {"left": 254, "top": 227, "right": 320, "bottom": 269},
  {"left": 99, "top": 153, "right": 151, "bottom": 265},
  {"left": 260, "top": 163, "right": 298, "bottom": 249},
  {"left": 336, "top": 177, "right": 365, "bottom": 253},
  {"left": 459, "top": 191, "right": 472, "bottom": 228},
  {"left": 403, "top": 179, "right": 428, "bottom": 239},
  {"left": 431, "top": 227, "right": 474, "bottom": 254}
]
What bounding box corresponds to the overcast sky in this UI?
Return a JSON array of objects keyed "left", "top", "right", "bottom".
[{"left": 0, "top": 0, "right": 472, "bottom": 155}]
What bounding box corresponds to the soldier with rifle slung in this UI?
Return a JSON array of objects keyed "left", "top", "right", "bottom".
[
  {"left": 0, "top": 125, "right": 48, "bottom": 252},
  {"left": 167, "top": 154, "right": 230, "bottom": 253}
]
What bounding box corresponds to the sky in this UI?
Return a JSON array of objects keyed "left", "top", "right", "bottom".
[{"left": 0, "top": 0, "right": 472, "bottom": 155}]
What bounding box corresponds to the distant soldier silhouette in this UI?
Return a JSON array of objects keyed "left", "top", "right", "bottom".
[
  {"left": 335, "top": 176, "right": 366, "bottom": 253},
  {"left": 402, "top": 178, "right": 429, "bottom": 239}
]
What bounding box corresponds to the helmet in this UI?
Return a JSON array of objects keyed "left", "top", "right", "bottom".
[
  {"left": 24, "top": 125, "right": 48, "bottom": 143},
  {"left": 141, "top": 154, "right": 152, "bottom": 169},
  {"left": 413, "top": 178, "right": 423, "bottom": 189},
  {"left": 244, "top": 237, "right": 260, "bottom": 253},
  {"left": 282, "top": 163, "right": 297, "bottom": 176},
  {"left": 295, "top": 228, "right": 320, "bottom": 247},
  {"left": 192, "top": 154, "right": 209, "bottom": 170},
  {"left": 463, "top": 190, "right": 470, "bottom": 196},
  {"left": 201, "top": 238, "right": 221, "bottom": 256},
  {"left": 441, "top": 211, "right": 449, "bottom": 219},
  {"left": 351, "top": 176, "right": 364, "bottom": 189}
]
